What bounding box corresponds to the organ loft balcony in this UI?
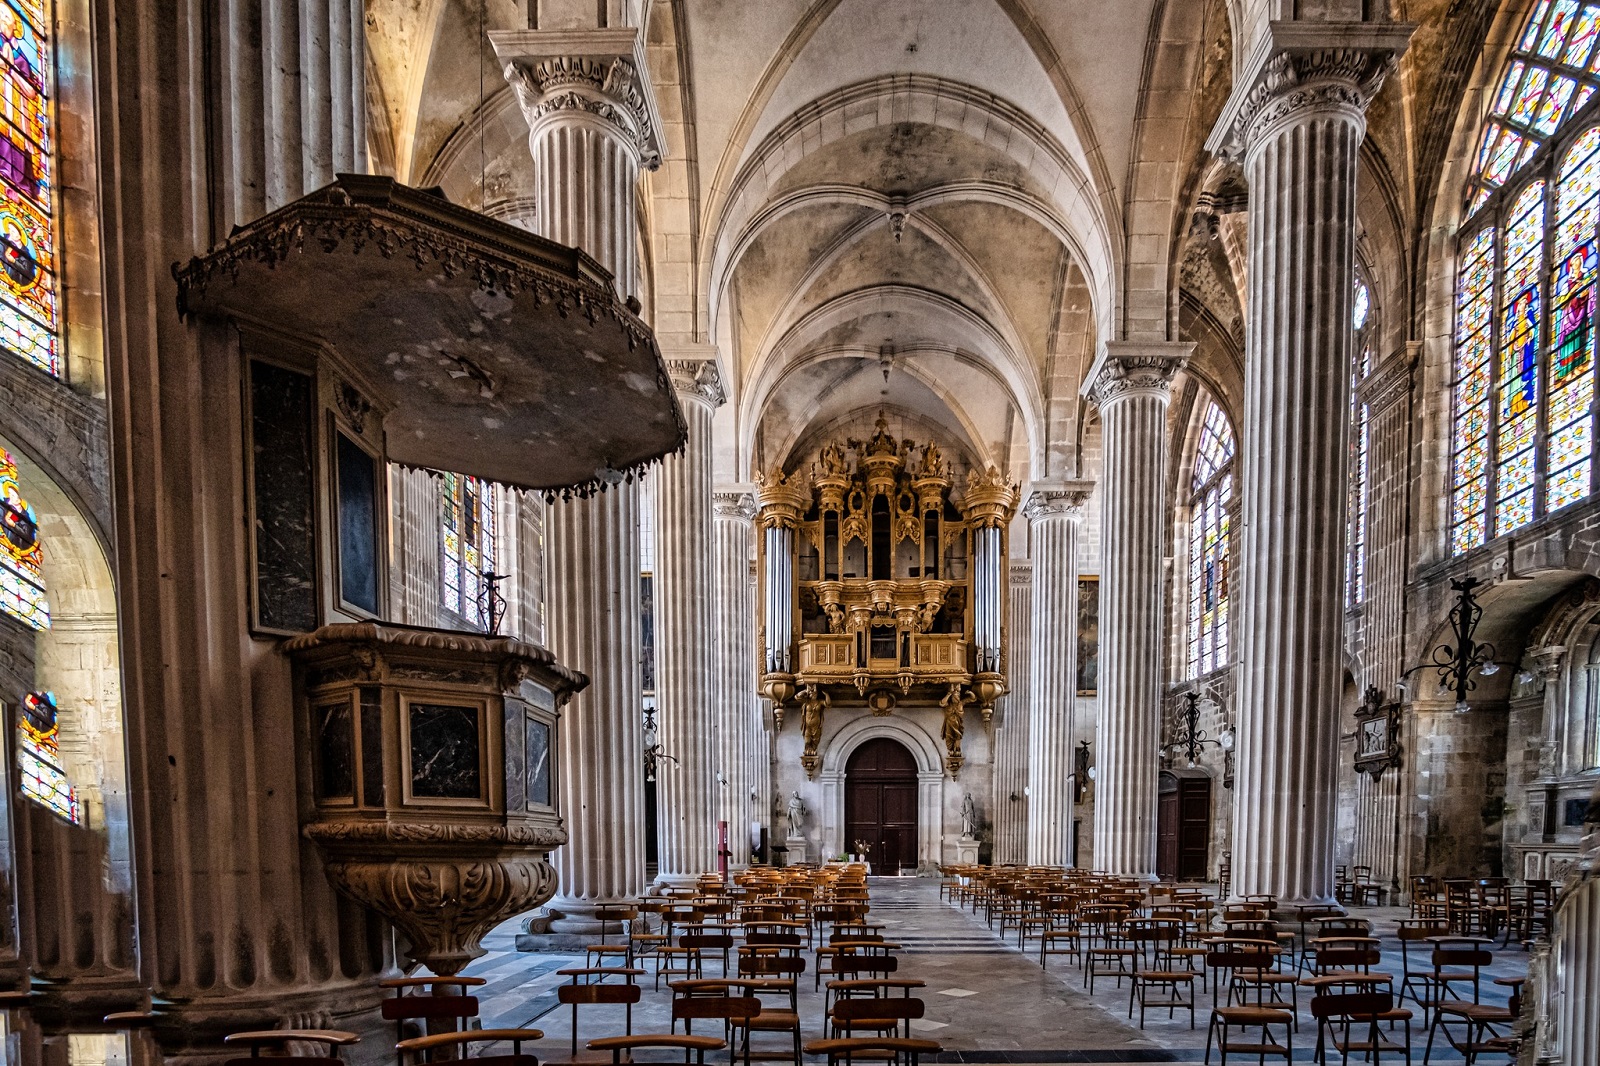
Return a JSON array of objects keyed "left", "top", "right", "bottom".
[{"left": 756, "top": 415, "right": 1017, "bottom": 776}]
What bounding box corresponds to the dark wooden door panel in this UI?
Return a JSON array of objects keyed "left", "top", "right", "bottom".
[{"left": 845, "top": 738, "right": 919, "bottom": 873}]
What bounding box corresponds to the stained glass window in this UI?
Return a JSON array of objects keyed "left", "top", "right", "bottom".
[
  {"left": 1549, "top": 126, "right": 1600, "bottom": 513},
  {"left": 1465, "top": 1, "right": 1600, "bottom": 219},
  {"left": 1187, "top": 401, "right": 1234, "bottom": 680},
  {"left": 17, "top": 690, "right": 77, "bottom": 823},
  {"left": 1496, "top": 182, "right": 1547, "bottom": 534},
  {"left": 0, "top": 444, "right": 45, "bottom": 628},
  {"left": 1452, "top": 230, "right": 1496, "bottom": 554},
  {"left": 440, "top": 472, "right": 498, "bottom": 630},
  {"left": 0, "top": 0, "right": 58, "bottom": 376},
  {"left": 1348, "top": 277, "right": 1373, "bottom": 607}
]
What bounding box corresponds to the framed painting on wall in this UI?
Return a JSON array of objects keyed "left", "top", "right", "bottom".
[{"left": 1077, "top": 576, "right": 1099, "bottom": 695}]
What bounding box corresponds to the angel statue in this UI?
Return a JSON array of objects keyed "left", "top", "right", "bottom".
[
  {"left": 940, "top": 683, "right": 973, "bottom": 760},
  {"left": 798, "top": 683, "right": 829, "bottom": 760}
]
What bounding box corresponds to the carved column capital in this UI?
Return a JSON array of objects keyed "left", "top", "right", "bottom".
[
  {"left": 1083, "top": 341, "right": 1192, "bottom": 406},
  {"left": 491, "top": 28, "right": 665, "bottom": 170},
  {"left": 713, "top": 487, "right": 759, "bottom": 522},
  {"left": 1008, "top": 560, "right": 1033, "bottom": 587},
  {"left": 1022, "top": 480, "right": 1094, "bottom": 524},
  {"left": 1206, "top": 21, "right": 1414, "bottom": 160},
  {"left": 666, "top": 357, "right": 726, "bottom": 408}
]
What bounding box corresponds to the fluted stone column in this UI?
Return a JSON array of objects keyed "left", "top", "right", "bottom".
[
  {"left": 991, "top": 562, "right": 1032, "bottom": 865},
  {"left": 654, "top": 356, "right": 724, "bottom": 885},
  {"left": 496, "top": 29, "right": 664, "bottom": 929},
  {"left": 1206, "top": 22, "right": 1410, "bottom": 904},
  {"left": 1085, "top": 344, "right": 1188, "bottom": 879},
  {"left": 543, "top": 488, "right": 645, "bottom": 929},
  {"left": 1024, "top": 484, "right": 1092, "bottom": 866},
  {"left": 714, "top": 489, "right": 759, "bottom": 867}
]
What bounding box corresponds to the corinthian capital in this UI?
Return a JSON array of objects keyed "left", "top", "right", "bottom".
[
  {"left": 713, "top": 488, "right": 759, "bottom": 522},
  {"left": 1083, "top": 341, "right": 1192, "bottom": 407},
  {"left": 1022, "top": 481, "right": 1093, "bottom": 524},
  {"left": 666, "top": 358, "right": 726, "bottom": 408},
  {"left": 1206, "top": 21, "right": 1413, "bottom": 160},
  {"left": 491, "top": 28, "right": 665, "bottom": 170}
]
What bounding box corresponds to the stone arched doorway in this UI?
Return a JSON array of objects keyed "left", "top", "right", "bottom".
[{"left": 845, "top": 738, "right": 918, "bottom": 874}]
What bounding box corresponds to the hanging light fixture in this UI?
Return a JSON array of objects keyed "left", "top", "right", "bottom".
[
  {"left": 1167, "top": 690, "right": 1234, "bottom": 768},
  {"left": 1429, "top": 576, "right": 1496, "bottom": 713}
]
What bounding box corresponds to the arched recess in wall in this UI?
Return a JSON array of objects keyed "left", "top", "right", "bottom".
[{"left": 0, "top": 438, "right": 133, "bottom": 984}]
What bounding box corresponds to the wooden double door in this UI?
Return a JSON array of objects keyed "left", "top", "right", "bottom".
[
  {"left": 844, "top": 738, "right": 918, "bottom": 873},
  {"left": 1156, "top": 770, "right": 1212, "bottom": 881}
]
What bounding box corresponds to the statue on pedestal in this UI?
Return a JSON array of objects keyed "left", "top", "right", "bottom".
[
  {"left": 798, "top": 683, "right": 828, "bottom": 776},
  {"left": 960, "top": 794, "right": 977, "bottom": 839},
  {"left": 785, "top": 790, "right": 807, "bottom": 838}
]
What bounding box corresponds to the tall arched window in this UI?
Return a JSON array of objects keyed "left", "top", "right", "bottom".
[
  {"left": 0, "top": 0, "right": 61, "bottom": 377},
  {"left": 441, "top": 472, "right": 498, "bottom": 629},
  {"left": 0, "top": 443, "right": 46, "bottom": 628},
  {"left": 1187, "top": 401, "right": 1235, "bottom": 679},
  {"left": 1451, "top": 2, "right": 1600, "bottom": 554},
  {"left": 1348, "top": 276, "right": 1373, "bottom": 606}
]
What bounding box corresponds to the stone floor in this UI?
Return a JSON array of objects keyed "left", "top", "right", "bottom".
[{"left": 460, "top": 877, "right": 1524, "bottom": 1063}]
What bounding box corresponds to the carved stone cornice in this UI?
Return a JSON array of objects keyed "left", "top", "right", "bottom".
[
  {"left": 1206, "top": 21, "right": 1415, "bottom": 160},
  {"left": 1009, "top": 560, "right": 1033, "bottom": 586},
  {"left": 1083, "top": 341, "right": 1192, "bottom": 406},
  {"left": 491, "top": 28, "right": 665, "bottom": 171},
  {"left": 713, "top": 488, "right": 759, "bottom": 522},
  {"left": 1359, "top": 340, "right": 1419, "bottom": 415},
  {"left": 1022, "top": 480, "right": 1094, "bottom": 524},
  {"left": 667, "top": 358, "right": 726, "bottom": 408}
]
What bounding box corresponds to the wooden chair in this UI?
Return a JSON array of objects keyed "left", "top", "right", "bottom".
[
  {"left": 557, "top": 968, "right": 644, "bottom": 1055},
  {"left": 586, "top": 905, "right": 640, "bottom": 970},
  {"left": 1127, "top": 919, "right": 1196, "bottom": 1030},
  {"left": 378, "top": 977, "right": 485, "bottom": 1052},
  {"left": 395, "top": 1030, "right": 543, "bottom": 1066},
  {"left": 587, "top": 1034, "right": 726, "bottom": 1066},
  {"left": 223, "top": 1031, "right": 359, "bottom": 1066},
  {"left": 671, "top": 993, "right": 761, "bottom": 1065},
  {"left": 828, "top": 996, "right": 925, "bottom": 1040},
  {"left": 1424, "top": 975, "right": 1521, "bottom": 1065},
  {"left": 1310, "top": 988, "right": 1412, "bottom": 1065},
  {"left": 803, "top": 1038, "right": 942, "bottom": 1066},
  {"left": 1396, "top": 920, "right": 1451, "bottom": 1020},
  {"left": 1349, "top": 866, "right": 1384, "bottom": 906}
]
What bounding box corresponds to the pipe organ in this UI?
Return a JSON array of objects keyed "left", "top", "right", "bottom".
[{"left": 757, "top": 417, "right": 1017, "bottom": 776}]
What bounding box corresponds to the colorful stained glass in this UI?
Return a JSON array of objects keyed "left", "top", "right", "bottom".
[
  {"left": 1468, "top": 1, "right": 1600, "bottom": 210},
  {"left": 1191, "top": 401, "right": 1234, "bottom": 494},
  {"left": 1543, "top": 1, "right": 1583, "bottom": 57},
  {"left": 440, "top": 471, "right": 499, "bottom": 630},
  {"left": 0, "top": 444, "right": 45, "bottom": 629},
  {"left": 1549, "top": 458, "right": 1591, "bottom": 507},
  {"left": 1526, "top": 1, "right": 1555, "bottom": 50},
  {"left": 17, "top": 690, "right": 76, "bottom": 823},
  {"left": 1567, "top": 7, "right": 1600, "bottom": 65},
  {"left": 1538, "top": 75, "right": 1579, "bottom": 132},
  {"left": 1187, "top": 403, "right": 1233, "bottom": 679},
  {"left": 1348, "top": 276, "right": 1374, "bottom": 607},
  {"left": 1498, "top": 487, "right": 1537, "bottom": 529},
  {"left": 0, "top": 0, "right": 56, "bottom": 377},
  {"left": 1514, "top": 68, "right": 1552, "bottom": 125},
  {"left": 1452, "top": 230, "right": 1496, "bottom": 554}
]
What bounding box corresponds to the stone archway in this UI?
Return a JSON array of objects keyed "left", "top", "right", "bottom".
[{"left": 817, "top": 715, "right": 945, "bottom": 873}]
